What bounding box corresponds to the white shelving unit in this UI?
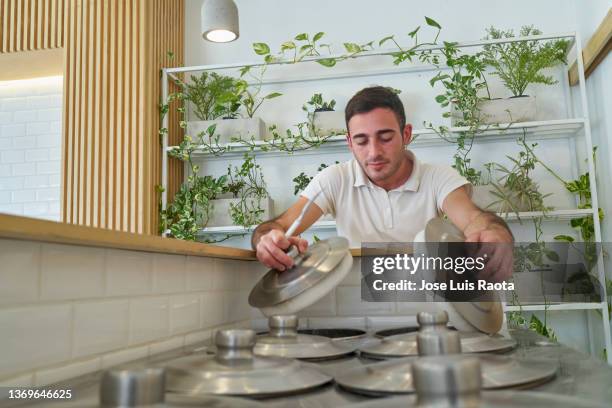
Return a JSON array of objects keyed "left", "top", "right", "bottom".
[{"left": 161, "top": 31, "right": 611, "bottom": 362}]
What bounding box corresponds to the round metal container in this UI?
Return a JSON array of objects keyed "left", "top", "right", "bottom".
[
  {"left": 338, "top": 354, "right": 601, "bottom": 408},
  {"left": 253, "top": 315, "right": 355, "bottom": 360},
  {"left": 360, "top": 331, "right": 516, "bottom": 359},
  {"left": 164, "top": 329, "right": 331, "bottom": 397},
  {"left": 335, "top": 354, "right": 557, "bottom": 396}
]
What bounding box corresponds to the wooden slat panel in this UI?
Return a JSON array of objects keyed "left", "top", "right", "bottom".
[
  {"left": 61, "top": 0, "right": 184, "bottom": 235},
  {"left": 569, "top": 8, "right": 612, "bottom": 85},
  {"left": 0, "top": 0, "right": 64, "bottom": 53}
]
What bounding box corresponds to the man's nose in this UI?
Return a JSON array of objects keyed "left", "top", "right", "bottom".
[{"left": 367, "top": 138, "right": 383, "bottom": 157}]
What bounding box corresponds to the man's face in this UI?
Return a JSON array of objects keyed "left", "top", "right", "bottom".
[{"left": 347, "top": 107, "right": 412, "bottom": 183}]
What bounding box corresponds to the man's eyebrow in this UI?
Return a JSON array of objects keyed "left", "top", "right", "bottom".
[{"left": 376, "top": 129, "right": 396, "bottom": 136}]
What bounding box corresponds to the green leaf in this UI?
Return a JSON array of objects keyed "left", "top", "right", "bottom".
[
  {"left": 313, "top": 32, "right": 325, "bottom": 42},
  {"left": 554, "top": 234, "right": 575, "bottom": 242},
  {"left": 343, "top": 42, "right": 361, "bottom": 53},
  {"left": 379, "top": 35, "right": 395, "bottom": 47},
  {"left": 425, "top": 16, "right": 441, "bottom": 29},
  {"left": 253, "top": 42, "right": 270, "bottom": 55},
  {"left": 435, "top": 95, "right": 447, "bottom": 103},
  {"left": 408, "top": 26, "right": 421, "bottom": 38},
  {"left": 264, "top": 54, "right": 275, "bottom": 64},
  {"left": 317, "top": 58, "right": 337, "bottom": 67},
  {"left": 264, "top": 92, "right": 282, "bottom": 99},
  {"left": 294, "top": 33, "right": 309, "bottom": 41},
  {"left": 281, "top": 41, "right": 296, "bottom": 51}
]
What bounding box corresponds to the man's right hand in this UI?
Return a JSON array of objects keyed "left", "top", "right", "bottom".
[{"left": 255, "top": 229, "right": 309, "bottom": 271}]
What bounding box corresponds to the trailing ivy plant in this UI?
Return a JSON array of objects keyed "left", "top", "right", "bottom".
[
  {"left": 292, "top": 161, "right": 339, "bottom": 195},
  {"left": 226, "top": 153, "right": 270, "bottom": 228},
  {"left": 237, "top": 64, "right": 282, "bottom": 118},
  {"left": 481, "top": 26, "right": 569, "bottom": 97}
]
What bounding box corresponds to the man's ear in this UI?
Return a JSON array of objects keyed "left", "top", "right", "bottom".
[
  {"left": 346, "top": 133, "right": 353, "bottom": 151},
  {"left": 402, "top": 123, "right": 413, "bottom": 145}
]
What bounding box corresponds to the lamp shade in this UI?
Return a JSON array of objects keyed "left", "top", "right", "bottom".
[{"left": 201, "top": 0, "right": 239, "bottom": 43}]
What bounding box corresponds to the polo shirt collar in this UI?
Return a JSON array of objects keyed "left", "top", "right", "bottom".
[{"left": 352, "top": 150, "right": 421, "bottom": 192}]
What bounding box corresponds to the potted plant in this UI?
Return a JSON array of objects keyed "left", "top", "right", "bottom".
[
  {"left": 478, "top": 25, "right": 569, "bottom": 124},
  {"left": 304, "top": 93, "right": 345, "bottom": 137},
  {"left": 182, "top": 71, "right": 268, "bottom": 144},
  {"left": 203, "top": 153, "right": 273, "bottom": 228},
  {"left": 292, "top": 162, "right": 338, "bottom": 221}
]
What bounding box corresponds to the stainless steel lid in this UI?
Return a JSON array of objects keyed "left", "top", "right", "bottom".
[
  {"left": 99, "top": 366, "right": 265, "bottom": 407},
  {"left": 360, "top": 312, "right": 516, "bottom": 359},
  {"left": 248, "top": 237, "right": 350, "bottom": 308},
  {"left": 423, "top": 217, "right": 504, "bottom": 334},
  {"left": 253, "top": 315, "right": 355, "bottom": 360},
  {"left": 335, "top": 354, "right": 557, "bottom": 396},
  {"left": 360, "top": 331, "right": 516, "bottom": 359},
  {"left": 338, "top": 355, "right": 601, "bottom": 408},
  {"left": 164, "top": 329, "right": 331, "bottom": 397}
]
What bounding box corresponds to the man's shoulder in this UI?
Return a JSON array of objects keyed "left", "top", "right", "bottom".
[{"left": 317, "top": 159, "right": 354, "bottom": 180}]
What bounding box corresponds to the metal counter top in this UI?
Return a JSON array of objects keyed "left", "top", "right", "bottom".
[{"left": 3, "top": 329, "right": 612, "bottom": 408}]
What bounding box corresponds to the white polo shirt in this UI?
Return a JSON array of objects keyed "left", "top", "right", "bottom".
[{"left": 301, "top": 151, "right": 469, "bottom": 246}]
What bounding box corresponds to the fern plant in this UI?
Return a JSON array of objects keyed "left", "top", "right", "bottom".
[{"left": 481, "top": 26, "right": 569, "bottom": 97}]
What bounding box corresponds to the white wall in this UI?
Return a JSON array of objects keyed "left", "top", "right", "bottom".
[
  {"left": 0, "top": 238, "right": 263, "bottom": 387},
  {"left": 0, "top": 76, "right": 63, "bottom": 221}
]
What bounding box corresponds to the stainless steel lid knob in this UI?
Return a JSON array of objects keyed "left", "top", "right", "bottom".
[
  {"left": 417, "top": 311, "right": 449, "bottom": 327},
  {"left": 417, "top": 311, "right": 461, "bottom": 356},
  {"left": 268, "top": 315, "right": 298, "bottom": 338},
  {"left": 215, "top": 329, "right": 256, "bottom": 362},
  {"left": 100, "top": 367, "right": 165, "bottom": 407},
  {"left": 413, "top": 355, "right": 481, "bottom": 405}
]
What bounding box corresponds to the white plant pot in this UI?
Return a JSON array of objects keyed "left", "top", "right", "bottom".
[
  {"left": 309, "top": 110, "right": 346, "bottom": 137},
  {"left": 451, "top": 96, "right": 537, "bottom": 126},
  {"left": 186, "top": 117, "right": 267, "bottom": 144},
  {"left": 204, "top": 196, "right": 274, "bottom": 227},
  {"left": 471, "top": 184, "right": 532, "bottom": 213}
]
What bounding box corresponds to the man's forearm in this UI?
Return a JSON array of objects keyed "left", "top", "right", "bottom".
[
  {"left": 465, "top": 211, "right": 514, "bottom": 240},
  {"left": 251, "top": 220, "right": 285, "bottom": 249}
]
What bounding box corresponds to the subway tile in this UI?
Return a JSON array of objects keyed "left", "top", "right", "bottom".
[
  {"left": 0, "top": 239, "right": 40, "bottom": 305},
  {"left": 298, "top": 291, "right": 337, "bottom": 317},
  {"left": 336, "top": 286, "right": 394, "bottom": 316},
  {"left": 23, "top": 202, "right": 50, "bottom": 216},
  {"left": 148, "top": 336, "right": 184, "bottom": 356},
  {"left": 129, "top": 297, "right": 169, "bottom": 345},
  {"left": 13, "top": 136, "right": 37, "bottom": 149},
  {"left": 0, "top": 164, "right": 10, "bottom": 176},
  {"left": 0, "top": 191, "right": 10, "bottom": 203},
  {"left": 225, "top": 290, "right": 251, "bottom": 323},
  {"left": 395, "top": 301, "right": 439, "bottom": 315},
  {"left": 1, "top": 150, "right": 24, "bottom": 163},
  {"left": 37, "top": 108, "right": 62, "bottom": 122},
  {"left": 201, "top": 292, "right": 225, "bottom": 328},
  {"left": 152, "top": 253, "right": 186, "bottom": 294},
  {"left": 101, "top": 345, "right": 149, "bottom": 369},
  {"left": 12, "top": 163, "right": 36, "bottom": 176},
  {"left": 0, "top": 373, "right": 34, "bottom": 387},
  {"left": 23, "top": 174, "right": 50, "bottom": 188},
  {"left": 0, "top": 111, "right": 11, "bottom": 124},
  {"left": 0, "top": 176, "right": 24, "bottom": 190},
  {"left": 49, "top": 148, "right": 61, "bottom": 161},
  {"left": 35, "top": 357, "right": 101, "bottom": 386},
  {"left": 73, "top": 300, "right": 129, "bottom": 358},
  {"left": 0, "top": 304, "right": 72, "bottom": 375},
  {"left": 25, "top": 148, "right": 49, "bottom": 162},
  {"left": 36, "top": 161, "right": 59, "bottom": 174},
  {"left": 36, "top": 134, "right": 60, "bottom": 148},
  {"left": 185, "top": 330, "right": 212, "bottom": 346},
  {"left": 0, "top": 203, "right": 23, "bottom": 214},
  {"left": 12, "top": 110, "right": 37, "bottom": 123},
  {"left": 36, "top": 188, "right": 59, "bottom": 202},
  {"left": 26, "top": 122, "right": 51, "bottom": 136},
  {"left": 0, "top": 97, "right": 28, "bottom": 112},
  {"left": 184, "top": 256, "right": 214, "bottom": 291},
  {"left": 213, "top": 259, "right": 241, "bottom": 290},
  {"left": 0, "top": 124, "right": 26, "bottom": 138},
  {"left": 0, "top": 137, "right": 11, "bottom": 149},
  {"left": 49, "top": 173, "right": 61, "bottom": 186},
  {"left": 27, "top": 96, "right": 53, "bottom": 110},
  {"left": 170, "top": 294, "right": 200, "bottom": 335},
  {"left": 40, "top": 243, "right": 105, "bottom": 300},
  {"left": 11, "top": 189, "right": 36, "bottom": 203},
  {"left": 105, "top": 249, "right": 152, "bottom": 296}
]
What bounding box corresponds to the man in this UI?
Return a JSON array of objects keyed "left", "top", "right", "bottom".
[{"left": 251, "top": 86, "right": 513, "bottom": 282}]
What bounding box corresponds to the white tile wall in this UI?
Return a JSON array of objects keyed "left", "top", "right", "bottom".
[
  {"left": 0, "top": 237, "right": 256, "bottom": 385},
  {"left": 0, "top": 76, "right": 62, "bottom": 221}
]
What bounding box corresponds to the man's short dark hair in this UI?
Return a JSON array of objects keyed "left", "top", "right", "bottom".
[{"left": 345, "top": 86, "right": 406, "bottom": 132}]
